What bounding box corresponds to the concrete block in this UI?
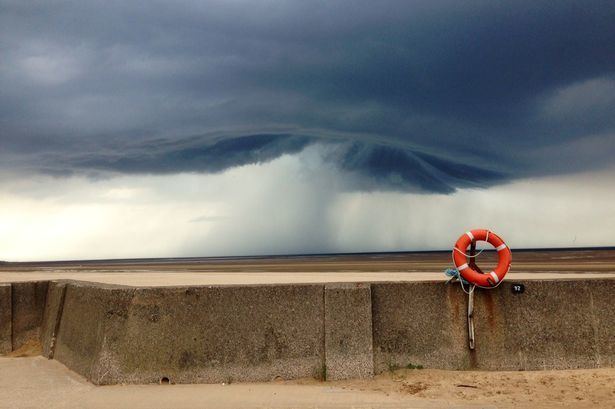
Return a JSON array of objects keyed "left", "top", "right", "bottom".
[
  {"left": 324, "top": 283, "right": 373, "bottom": 380},
  {"left": 469, "top": 280, "right": 601, "bottom": 370},
  {"left": 54, "top": 283, "right": 325, "bottom": 385},
  {"left": 372, "top": 281, "right": 467, "bottom": 372},
  {"left": 372, "top": 279, "right": 615, "bottom": 372},
  {"left": 0, "top": 284, "right": 11, "bottom": 354},
  {"left": 40, "top": 281, "right": 68, "bottom": 358},
  {"left": 11, "top": 281, "right": 48, "bottom": 350},
  {"left": 54, "top": 282, "right": 135, "bottom": 380}
]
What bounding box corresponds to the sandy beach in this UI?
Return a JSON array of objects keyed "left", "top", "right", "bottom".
[
  {"left": 1, "top": 356, "right": 613, "bottom": 409},
  {"left": 2, "top": 249, "right": 615, "bottom": 286}
]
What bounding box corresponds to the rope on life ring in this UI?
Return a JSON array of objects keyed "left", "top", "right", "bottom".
[{"left": 451, "top": 229, "right": 512, "bottom": 289}]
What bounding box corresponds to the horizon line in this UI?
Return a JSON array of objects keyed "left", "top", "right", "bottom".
[{"left": 2, "top": 245, "right": 614, "bottom": 265}]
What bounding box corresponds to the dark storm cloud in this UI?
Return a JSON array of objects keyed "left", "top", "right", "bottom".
[
  {"left": 72, "top": 133, "right": 311, "bottom": 174},
  {"left": 1, "top": 0, "right": 614, "bottom": 192},
  {"left": 333, "top": 143, "right": 507, "bottom": 194}
]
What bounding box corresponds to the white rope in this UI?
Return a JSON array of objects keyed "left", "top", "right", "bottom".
[
  {"left": 460, "top": 278, "right": 476, "bottom": 295},
  {"left": 454, "top": 247, "right": 485, "bottom": 258},
  {"left": 453, "top": 230, "right": 490, "bottom": 258}
]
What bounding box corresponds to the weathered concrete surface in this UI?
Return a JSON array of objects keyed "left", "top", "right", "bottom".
[
  {"left": 371, "top": 281, "right": 467, "bottom": 372},
  {"left": 11, "top": 281, "right": 48, "bottom": 350},
  {"left": 324, "top": 283, "right": 373, "bottom": 380},
  {"left": 372, "top": 279, "right": 615, "bottom": 372},
  {"left": 586, "top": 281, "right": 615, "bottom": 367},
  {"left": 40, "top": 281, "right": 68, "bottom": 358},
  {"left": 54, "top": 283, "right": 325, "bottom": 385},
  {"left": 3, "top": 277, "right": 615, "bottom": 384},
  {"left": 53, "top": 282, "right": 135, "bottom": 382},
  {"left": 0, "top": 284, "right": 11, "bottom": 354},
  {"left": 116, "top": 285, "right": 325, "bottom": 385}
]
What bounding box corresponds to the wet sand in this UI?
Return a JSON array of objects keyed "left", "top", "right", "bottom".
[
  {"left": 1, "top": 357, "right": 613, "bottom": 409},
  {"left": 1, "top": 249, "right": 614, "bottom": 286}
]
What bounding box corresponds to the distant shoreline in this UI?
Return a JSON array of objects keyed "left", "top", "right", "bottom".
[{"left": 3, "top": 245, "right": 615, "bottom": 266}]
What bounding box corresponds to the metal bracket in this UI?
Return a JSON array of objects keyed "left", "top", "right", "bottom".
[
  {"left": 466, "top": 239, "right": 479, "bottom": 350},
  {"left": 467, "top": 288, "right": 475, "bottom": 350}
]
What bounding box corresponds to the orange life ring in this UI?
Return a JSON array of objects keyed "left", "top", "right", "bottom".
[{"left": 452, "top": 229, "right": 512, "bottom": 287}]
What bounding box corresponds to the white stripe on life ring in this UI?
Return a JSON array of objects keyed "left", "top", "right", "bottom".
[
  {"left": 466, "top": 231, "right": 474, "bottom": 240},
  {"left": 489, "top": 271, "right": 500, "bottom": 284},
  {"left": 496, "top": 243, "right": 507, "bottom": 251},
  {"left": 457, "top": 263, "right": 469, "bottom": 270}
]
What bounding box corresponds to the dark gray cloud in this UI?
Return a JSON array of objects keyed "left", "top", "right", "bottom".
[
  {"left": 70, "top": 133, "right": 312, "bottom": 174},
  {"left": 1, "top": 0, "right": 614, "bottom": 192}
]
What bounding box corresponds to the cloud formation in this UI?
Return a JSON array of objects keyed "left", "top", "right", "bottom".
[{"left": 1, "top": 1, "right": 614, "bottom": 192}]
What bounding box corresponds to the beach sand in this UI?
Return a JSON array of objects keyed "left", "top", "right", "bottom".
[
  {"left": 2, "top": 249, "right": 615, "bottom": 286},
  {"left": 0, "top": 356, "right": 613, "bottom": 409}
]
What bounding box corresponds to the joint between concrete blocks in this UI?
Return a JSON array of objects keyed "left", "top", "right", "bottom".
[{"left": 49, "top": 284, "right": 67, "bottom": 359}]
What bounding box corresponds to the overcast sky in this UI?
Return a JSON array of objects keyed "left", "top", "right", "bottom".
[{"left": 1, "top": 1, "right": 614, "bottom": 261}]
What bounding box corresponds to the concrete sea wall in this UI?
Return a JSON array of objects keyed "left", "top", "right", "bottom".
[{"left": 0, "top": 278, "right": 613, "bottom": 384}]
